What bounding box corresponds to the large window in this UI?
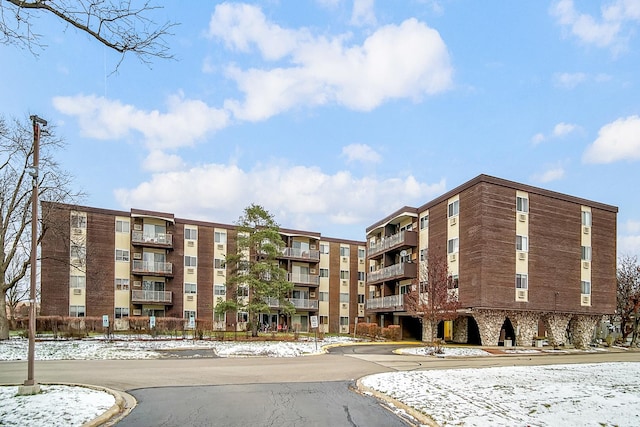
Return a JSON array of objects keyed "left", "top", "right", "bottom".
[
  {"left": 184, "top": 228, "right": 198, "bottom": 240},
  {"left": 214, "top": 284, "right": 226, "bottom": 296},
  {"left": 116, "top": 220, "right": 130, "bottom": 233},
  {"left": 340, "top": 246, "right": 350, "bottom": 257},
  {"left": 517, "top": 196, "right": 529, "bottom": 213},
  {"left": 71, "top": 213, "right": 87, "bottom": 229},
  {"left": 581, "top": 280, "right": 591, "bottom": 294},
  {"left": 70, "top": 276, "right": 86, "bottom": 289},
  {"left": 185, "top": 283, "right": 197, "bottom": 294},
  {"left": 339, "top": 317, "right": 349, "bottom": 326},
  {"left": 69, "top": 305, "right": 85, "bottom": 317},
  {"left": 214, "top": 231, "right": 227, "bottom": 244},
  {"left": 319, "top": 292, "right": 329, "bottom": 302},
  {"left": 358, "top": 248, "right": 366, "bottom": 259},
  {"left": 582, "top": 211, "right": 592, "bottom": 227},
  {"left": 115, "top": 249, "right": 130, "bottom": 262},
  {"left": 184, "top": 256, "right": 197, "bottom": 267},
  {"left": 516, "top": 235, "right": 528, "bottom": 252},
  {"left": 357, "top": 271, "right": 365, "bottom": 281},
  {"left": 516, "top": 274, "right": 528, "bottom": 290},
  {"left": 581, "top": 246, "right": 592, "bottom": 261},
  {"left": 320, "top": 244, "right": 329, "bottom": 254},
  {"left": 340, "top": 270, "right": 349, "bottom": 280},
  {"left": 448, "top": 200, "right": 459, "bottom": 217},
  {"left": 115, "top": 278, "right": 129, "bottom": 290},
  {"left": 340, "top": 293, "right": 349, "bottom": 302},
  {"left": 447, "top": 238, "right": 459, "bottom": 254},
  {"left": 420, "top": 215, "right": 429, "bottom": 229},
  {"left": 115, "top": 307, "right": 129, "bottom": 319},
  {"left": 357, "top": 294, "right": 365, "bottom": 304},
  {"left": 319, "top": 268, "right": 329, "bottom": 278}
]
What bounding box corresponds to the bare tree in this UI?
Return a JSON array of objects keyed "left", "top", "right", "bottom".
[
  {"left": 617, "top": 254, "right": 640, "bottom": 346},
  {"left": 404, "top": 247, "right": 460, "bottom": 349},
  {"left": 0, "top": 115, "right": 82, "bottom": 340},
  {"left": 1, "top": 0, "right": 176, "bottom": 66}
]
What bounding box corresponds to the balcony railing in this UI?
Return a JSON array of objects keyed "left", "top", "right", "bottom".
[
  {"left": 280, "top": 247, "right": 320, "bottom": 261},
  {"left": 132, "top": 231, "right": 173, "bottom": 247},
  {"left": 266, "top": 297, "right": 319, "bottom": 310},
  {"left": 132, "top": 260, "right": 173, "bottom": 276},
  {"left": 366, "top": 262, "right": 417, "bottom": 284},
  {"left": 131, "top": 290, "right": 173, "bottom": 304},
  {"left": 368, "top": 230, "right": 417, "bottom": 257},
  {"left": 288, "top": 273, "right": 320, "bottom": 286},
  {"left": 366, "top": 294, "right": 404, "bottom": 310}
]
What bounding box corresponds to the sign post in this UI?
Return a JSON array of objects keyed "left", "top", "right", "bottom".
[{"left": 310, "top": 315, "right": 319, "bottom": 351}]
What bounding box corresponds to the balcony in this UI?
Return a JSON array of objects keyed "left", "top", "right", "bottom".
[
  {"left": 132, "top": 260, "right": 173, "bottom": 277},
  {"left": 366, "top": 294, "right": 405, "bottom": 311},
  {"left": 368, "top": 230, "right": 417, "bottom": 258},
  {"left": 280, "top": 247, "right": 320, "bottom": 262},
  {"left": 132, "top": 231, "right": 173, "bottom": 249},
  {"left": 288, "top": 273, "right": 320, "bottom": 286},
  {"left": 131, "top": 290, "right": 173, "bottom": 304},
  {"left": 366, "top": 262, "right": 417, "bottom": 285},
  {"left": 266, "top": 297, "right": 319, "bottom": 310}
]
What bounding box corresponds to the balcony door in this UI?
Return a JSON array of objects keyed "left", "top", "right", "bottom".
[{"left": 143, "top": 223, "right": 166, "bottom": 241}]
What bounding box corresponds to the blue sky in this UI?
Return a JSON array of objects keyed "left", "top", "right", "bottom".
[{"left": 1, "top": 0, "right": 639, "bottom": 255}]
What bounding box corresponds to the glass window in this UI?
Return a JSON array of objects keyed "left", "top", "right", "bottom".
[
  {"left": 319, "top": 292, "right": 329, "bottom": 302},
  {"left": 340, "top": 293, "right": 349, "bottom": 302},
  {"left": 214, "top": 284, "right": 226, "bottom": 295},
  {"left": 237, "top": 286, "right": 249, "bottom": 297},
  {"left": 237, "top": 312, "right": 248, "bottom": 322},
  {"left": 358, "top": 248, "right": 365, "bottom": 258},
  {"left": 71, "top": 213, "right": 87, "bottom": 229},
  {"left": 185, "top": 228, "right": 197, "bottom": 240},
  {"left": 115, "top": 307, "right": 129, "bottom": 319},
  {"left": 447, "top": 238, "right": 459, "bottom": 254},
  {"left": 69, "top": 305, "right": 85, "bottom": 317},
  {"left": 115, "top": 249, "right": 129, "bottom": 262},
  {"left": 340, "top": 270, "right": 349, "bottom": 280},
  {"left": 214, "top": 258, "right": 225, "bottom": 269},
  {"left": 184, "top": 256, "right": 197, "bottom": 267},
  {"left": 357, "top": 294, "right": 365, "bottom": 304},
  {"left": 184, "top": 310, "right": 196, "bottom": 319},
  {"left": 581, "top": 280, "right": 591, "bottom": 294},
  {"left": 516, "top": 235, "right": 528, "bottom": 251},
  {"left": 581, "top": 246, "right": 592, "bottom": 261},
  {"left": 70, "top": 276, "right": 86, "bottom": 289},
  {"left": 319, "top": 268, "right": 329, "bottom": 278},
  {"left": 320, "top": 244, "right": 329, "bottom": 254},
  {"left": 449, "top": 275, "right": 459, "bottom": 289},
  {"left": 214, "top": 312, "right": 226, "bottom": 323},
  {"left": 214, "top": 231, "right": 227, "bottom": 243},
  {"left": 582, "top": 211, "right": 592, "bottom": 227},
  {"left": 357, "top": 271, "right": 365, "bottom": 281},
  {"left": 71, "top": 244, "right": 86, "bottom": 259},
  {"left": 115, "top": 278, "right": 129, "bottom": 290},
  {"left": 420, "top": 248, "right": 428, "bottom": 262},
  {"left": 185, "top": 283, "right": 197, "bottom": 294},
  {"left": 340, "top": 246, "right": 349, "bottom": 257},
  {"left": 116, "top": 220, "right": 130, "bottom": 233},
  {"left": 420, "top": 215, "right": 429, "bottom": 229},
  {"left": 516, "top": 274, "right": 528, "bottom": 289},
  {"left": 448, "top": 200, "right": 459, "bottom": 217},
  {"left": 339, "top": 317, "right": 349, "bottom": 326},
  {"left": 320, "top": 315, "right": 329, "bottom": 325},
  {"left": 517, "top": 196, "right": 529, "bottom": 213}
]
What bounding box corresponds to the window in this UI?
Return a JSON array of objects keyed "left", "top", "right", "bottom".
[
  {"left": 517, "top": 196, "right": 529, "bottom": 213},
  {"left": 70, "top": 276, "right": 86, "bottom": 289},
  {"left": 116, "top": 220, "right": 130, "bottom": 233},
  {"left": 237, "top": 285, "right": 249, "bottom": 297},
  {"left": 214, "top": 231, "right": 227, "bottom": 244},
  {"left": 184, "top": 228, "right": 197, "bottom": 240},
  {"left": 214, "top": 258, "right": 226, "bottom": 269},
  {"left": 358, "top": 248, "right": 366, "bottom": 259},
  {"left": 400, "top": 252, "right": 411, "bottom": 263},
  {"left": 214, "top": 284, "right": 226, "bottom": 295},
  {"left": 581, "top": 246, "right": 592, "bottom": 261},
  {"left": 447, "top": 238, "right": 459, "bottom": 254},
  {"left": 582, "top": 211, "right": 592, "bottom": 227},
  {"left": 516, "top": 235, "right": 528, "bottom": 252},
  {"left": 319, "top": 292, "right": 329, "bottom": 302},
  {"left": 319, "top": 268, "right": 329, "bottom": 278},
  {"left": 340, "top": 293, "right": 349, "bottom": 303},
  {"left": 516, "top": 274, "right": 528, "bottom": 289},
  {"left": 420, "top": 248, "right": 428, "bottom": 262},
  {"left": 340, "top": 246, "right": 349, "bottom": 257},
  {"left": 115, "top": 278, "right": 129, "bottom": 290},
  {"left": 71, "top": 213, "right": 87, "bottom": 229},
  {"left": 115, "top": 307, "right": 129, "bottom": 319},
  {"left": 340, "top": 270, "right": 349, "bottom": 280},
  {"left": 214, "top": 312, "right": 226, "bottom": 323},
  {"left": 340, "top": 317, "right": 349, "bottom": 326},
  {"left": 420, "top": 215, "right": 429, "bottom": 229},
  {"left": 70, "top": 244, "right": 86, "bottom": 259},
  {"left": 320, "top": 244, "right": 329, "bottom": 254},
  {"left": 449, "top": 275, "right": 459, "bottom": 289},
  {"left": 357, "top": 294, "right": 365, "bottom": 304},
  {"left": 357, "top": 271, "right": 365, "bottom": 281},
  {"left": 69, "top": 305, "right": 85, "bottom": 317},
  {"left": 581, "top": 280, "right": 591, "bottom": 294},
  {"left": 115, "top": 249, "right": 130, "bottom": 262},
  {"left": 184, "top": 256, "right": 197, "bottom": 267},
  {"left": 320, "top": 315, "right": 328, "bottom": 325},
  {"left": 185, "top": 283, "right": 197, "bottom": 294},
  {"left": 448, "top": 200, "right": 459, "bottom": 217},
  {"left": 184, "top": 310, "right": 196, "bottom": 319},
  {"left": 237, "top": 312, "right": 248, "bottom": 322}
]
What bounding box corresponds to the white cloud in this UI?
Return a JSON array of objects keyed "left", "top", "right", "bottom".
[
  {"left": 143, "top": 150, "right": 186, "bottom": 172},
  {"left": 208, "top": 4, "right": 453, "bottom": 121},
  {"left": 531, "top": 165, "right": 565, "bottom": 183},
  {"left": 626, "top": 219, "right": 640, "bottom": 234},
  {"left": 341, "top": 143, "right": 381, "bottom": 163},
  {"left": 583, "top": 115, "right": 640, "bottom": 163},
  {"left": 114, "top": 161, "right": 446, "bottom": 237},
  {"left": 351, "top": 0, "right": 377, "bottom": 27},
  {"left": 52, "top": 94, "right": 230, "bottom": 151},
  {"left": 531, "top": 133, "right": 546, "bottom": 145},
  {"left": 550, "top": 0, "right": 640, "bottom": 54},
  {"left": 553, "top": 72, "right": 587, "bottom": 89},
  {"left": 552, "top": 122, "right": 578, "bottom": 137},
  {"left": 619, "top": 234, "right": 640, "bottom": 258}
]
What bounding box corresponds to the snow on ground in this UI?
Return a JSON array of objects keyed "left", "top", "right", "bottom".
[
  {"left": 361, "top": 362, "right": 640, "bottom": 427},
  {"left": 399, "top": 346, "right": 492, "bottom": 357},
  {"left": 0, "top": 384, "right": 115, "bottom": 427}
]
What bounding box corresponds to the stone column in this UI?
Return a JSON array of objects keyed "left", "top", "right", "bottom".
[
  {"left": 543, "top": 313, "right": 571, "bottom": 347},
  {"left": 452, "top": 316, "right": 469, "bottom": 344},
  {"left": 570, "top": 315, "right": 600, "bottom": 349},
  {"left": 511, "top": 311, "right": 539, "bottom": 347},
  {"left": 422, "top": 321, "right": 434, "bottom": 344},
  {"left": 472, "top": 310, "right": 505, "bottom": 346}
]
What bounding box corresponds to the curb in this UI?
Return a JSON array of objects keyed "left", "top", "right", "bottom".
[{"left": 77, "top": 384, "right": 137, "bottom": 427}]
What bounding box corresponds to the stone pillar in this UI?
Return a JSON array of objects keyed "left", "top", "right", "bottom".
[
  {"left": 472, "top": 310, "right": 505, "bottom": 346},
  {"left": 452, "top": 317, "right": 469, "bottom": 344},
  {"left": 570, "top": 315, "right": 600, "bottom": 349},
  {"left": 543, "top": 313, "right": 571, "bottom": 347},
  {"left": 422, "top": 321, "right": 434, "bottom": 343},
  {"left": 511, "top": 311, "right": 539, "bottom": 347}
]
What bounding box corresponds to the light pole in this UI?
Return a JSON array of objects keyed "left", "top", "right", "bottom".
[{"left": 19, "top": 115, "right": 47, "bottom": 395}]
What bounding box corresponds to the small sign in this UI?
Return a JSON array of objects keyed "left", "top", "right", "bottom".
[
  {"left": 188, "top": 315, "right": 195, "bottom": 329},
  {"left": 310, "top": 315, "right": 319, "bottom": 329},
  {"left": 150, "top": 316, "right": 156, "bottom": 328},
  {"left": 102, "top": 315, "right": 109, "bottom": 328}
]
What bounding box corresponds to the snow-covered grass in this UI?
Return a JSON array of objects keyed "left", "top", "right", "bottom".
[
  {"left": 361, "top": 362, "right": 640, "bottom": 427},
  {"left": 0, "top": 385, "right": 115, "bottom": 427},
  {"left": 399, "top": 346, "right": 492, "bottom": 357}
]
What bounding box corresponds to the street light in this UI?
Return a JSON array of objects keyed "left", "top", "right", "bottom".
[{"left": 18, "top": 115, "right": 47, "bottom": 395}]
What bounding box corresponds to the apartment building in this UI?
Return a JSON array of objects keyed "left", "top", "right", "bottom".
[
  {"left": 365, "top": 174, "right": 617, "bottom": 348},
  {"left": 40, "top": 203, "right": 366, "bottom": 334}
]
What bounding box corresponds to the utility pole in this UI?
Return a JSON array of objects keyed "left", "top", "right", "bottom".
[{"left": 19, "top": 115, "right": 47, "bottom": 395}]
